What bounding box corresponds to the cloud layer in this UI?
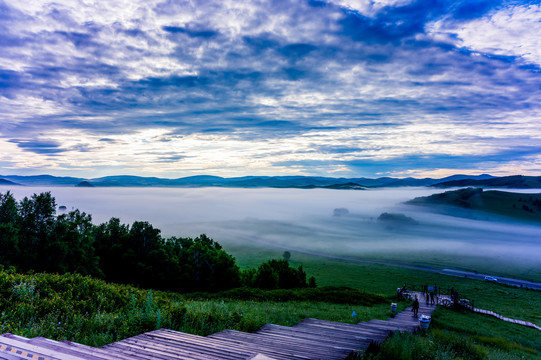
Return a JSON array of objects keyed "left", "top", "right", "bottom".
[{"left": 1, "top": 0, "right": 540, "bottom": 177}]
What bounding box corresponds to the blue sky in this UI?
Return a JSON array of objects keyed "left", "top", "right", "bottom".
[{"left": 1, "top": 0, "right": 540, "bottom": 178}]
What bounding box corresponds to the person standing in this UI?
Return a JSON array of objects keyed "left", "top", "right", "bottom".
[{"left": 412, "top": 295, "right": 420, "bottom": 317}]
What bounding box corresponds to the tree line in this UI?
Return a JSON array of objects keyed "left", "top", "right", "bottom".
[{"left": 0, "top": 191, "right": 313, "bottom": 292}]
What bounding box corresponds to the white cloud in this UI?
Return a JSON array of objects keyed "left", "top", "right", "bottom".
[
  {"left": 327, "top": 0, "right": 414, "bottom": 16},
  {"left": 427, "top": 5, "right": 541, "bottom": 66}
]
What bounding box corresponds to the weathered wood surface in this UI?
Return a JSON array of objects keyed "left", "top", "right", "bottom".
[{"left": 1, "top": 292, "right": 443, "bottom": 360}]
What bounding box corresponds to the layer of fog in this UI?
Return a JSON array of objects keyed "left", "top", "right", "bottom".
[{"left": 2, "top": 186, "right": 540, "bottom": 276}]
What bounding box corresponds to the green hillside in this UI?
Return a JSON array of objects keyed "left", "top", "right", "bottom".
[{"left": 407, "top": 187, "right": 541, "bottom": 222}]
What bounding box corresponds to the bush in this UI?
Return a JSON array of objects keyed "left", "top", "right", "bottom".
[{"left": 252, "top": 259, "right": 308, "bottom": 289}]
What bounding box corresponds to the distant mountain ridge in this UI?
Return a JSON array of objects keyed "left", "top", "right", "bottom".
[
  {"left": 0, "top": 173, "right": 503, "bottom": 188},
  {"left": 432, "top": 175, "right": 541, "bottom": 189},
  {"left": 0, "top": 178, "right": 20, "bottom": 186}
]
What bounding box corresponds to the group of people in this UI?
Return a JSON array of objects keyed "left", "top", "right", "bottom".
[{"left": 411, "top": 283, "right": 438, "bottom": 317}]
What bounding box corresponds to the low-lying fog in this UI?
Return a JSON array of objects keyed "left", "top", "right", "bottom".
[{"left": 3, "top": 186, "right": 540, "bottom": 278}]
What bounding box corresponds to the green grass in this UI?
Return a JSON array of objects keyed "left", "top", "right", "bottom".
[
  {"left": 179, "top": 299, "right": 403, "bottom": 335},
  {"left": 0, "top": 269, "right": 400, "bottom": 347},
  {"left": 1, "top": 244, "right": 539, "bottom": 360},
  {"left": 224, "top": 243, "right": 541, "bottom": 326},
  {"left": 365, "top": 307, "right": 540, "bottom": 360},
  {"left": 432, "top": 308, "right": 541, "bottom": 354}
]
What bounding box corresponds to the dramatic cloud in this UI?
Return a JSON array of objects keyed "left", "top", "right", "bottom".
[{"left": 0, "top": 0, "right": 540, "bottom": 177}]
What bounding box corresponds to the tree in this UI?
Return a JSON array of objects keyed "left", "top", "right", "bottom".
[
  {"left": 93, "top": 217, "right": 131, "bottom": 283},
  {"left": 0, "top": 191, "right": 18, "bottom": 225},
  {"left": 180, "top": 234, "right": 241, "bottom": 291},
  {"left": 52, "top": 210, "right": 101, "bottom": 276},
  {"left": 0, "top": 192, "right": 20, "bottom": 267},
  {"left": 254, "top": 259, "right": 308, "bottom": 289},
  {"left": 17, "top": 192, "right": 56, "bottom": 271}
]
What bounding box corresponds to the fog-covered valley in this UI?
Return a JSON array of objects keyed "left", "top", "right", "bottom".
[{"left": 2, "top": 186, "right": 540, "bottom": 280}]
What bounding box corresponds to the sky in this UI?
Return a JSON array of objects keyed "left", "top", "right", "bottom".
[{"left": 1, "top": 0, "right": 541, "bottom": 179}]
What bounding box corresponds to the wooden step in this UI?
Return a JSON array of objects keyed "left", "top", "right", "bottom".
[
  {"left": 155, "top": 330, "right": 302, "bottom": 360},
  {"left": 259, "top": 324, "right": 374, "bottom": 347},
  {"left": 209, "top": 330, "right": 351, "bottom": 360},
  {"left": 102, "top": 341, "right": 197, "bottom": 360},
  {"left": 122, "top": 334, "right": 248, "bottom": 360},
  {"left": 0, "top": 352, "right": 30, "bottom": 360},
  {"left": 294, "top": 319, "right": 389, "bottom": 338},
  {"left": 365, "top": 320, "right": 417, "bottom": 331},
  {"left": 147, "top": 330, "right": 295, "bottom": 360},
  {"left": 0, "top": 334, "right": 68, "bottom": 360},
  {"left": 25, "top": 337, "right": 123, "bottom": 360}
]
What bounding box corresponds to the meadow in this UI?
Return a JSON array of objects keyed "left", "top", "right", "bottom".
[{"left": 1, "top": 252, "right": 539, "bottom": 360}]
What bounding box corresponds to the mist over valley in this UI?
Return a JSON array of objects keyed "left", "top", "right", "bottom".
[{"left": 2, "top": 185, "right": 539, "bottom": 282}]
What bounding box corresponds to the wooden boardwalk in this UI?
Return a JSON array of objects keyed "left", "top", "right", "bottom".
[
  {"left": 0, "top": 296, "right": 437, "bottom": 360},
  {"left": 472, "top": 308, "right": 541, "bottom": 331}
]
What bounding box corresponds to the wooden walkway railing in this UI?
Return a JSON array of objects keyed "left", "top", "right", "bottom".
[{"left": 472, "top": 308, "right": 541, "bottom": 331}]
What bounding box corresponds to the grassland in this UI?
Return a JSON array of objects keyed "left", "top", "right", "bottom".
[
  {"left": 223, "top": 242, "right": 541, "bottom": 359},
  {"left": 225, "top": 240, "right": 541, "bottom": 321},
  {"left": 0, "top": 267, "right": 402, "bottom": 347},
  {"left": 1, "top": 239, "right": 539, "bottom": 359}
]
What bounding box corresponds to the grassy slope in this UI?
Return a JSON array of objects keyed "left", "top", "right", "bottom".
[
  {"left": 366, "top": 313, "right": 540, "bottom": 360},
  {"left": 2, "top": 239, "right": 540, "bottom": 359},
  {"left": 0, "top": 269, "right": 398, "bottom": 347},
  {"left": 407, "top": 187, "right": 541, "bottom": 222},
  {"left": 226, "top": 241, "right": 541, "bottom": 325}
]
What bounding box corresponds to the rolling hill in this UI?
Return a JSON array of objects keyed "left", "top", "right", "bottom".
[
  {"left": 0, "top": 173, "right": 497, "bottom": 188},
  {"left": 432, "top": 175, "right": 541, "bottom": 189},
  {"left": 407, "top": 187, "right": 541, "bottom": 222}
]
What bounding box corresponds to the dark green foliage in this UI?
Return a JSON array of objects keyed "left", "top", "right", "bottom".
[
  {"left": 407, "top": 187, "right": 541, "bottom": 222},
  {"left": 377, "top": 212, "right": 419, "bottom": 227},
  {"left": 184, "top": 286, "right": 387, "bottom": 306},
  {"left": 249, "top": 259, "right": 308, "bottom": 289},
  {"left": 0, "top": 191, "right": 241, "bottom": 293}
]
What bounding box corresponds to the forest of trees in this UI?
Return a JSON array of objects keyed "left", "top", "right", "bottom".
[{"left": 0, "top": 191, "right": 312, "bottom": 293}]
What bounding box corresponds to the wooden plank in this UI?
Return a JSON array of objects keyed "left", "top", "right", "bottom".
[
  {"left": 208, "top": 333, "right": 341, "bottom": 360},
  {"left": 0, "top": 352, "right": 29, "bottom": 360},
  {"left": 0, "top": 335, "right": 69, "bottom": 360},
  {"left": 288, "top": 325, "right": 387, "bottom": 344},
  {"left": 299, "top": 319, "right": 389, "bottom": 335},
  {"left": 209, "top": 330, "right": 351, "bottom": 359},
  {"left": 27, "top": 338, "right": 117, "bottom": 360},
  {"left": 151, "top": 330, "right": 300, "bottom": 360},
  {"left": 209, "top": 331, "right": 342, "bottom": 359},
  {"left": 291, "top": 321, "right": 388, "bottom": 339},
  {"left": 258, "top": 324, "right": 373, "bottom": 347},
  {"left": 121, "top": 335, "right": 246, "bottom": 360},
  {"left": 142, "top": 331, "right": 255, "bottom": 359},
  {"left": 257, "top": 328, "right": 363, "bottom": 351},
  {"left": 359, "top": 321, "right": 416, "bottom": 332},
  {"left": 102, "top": 342, "right": 192, "bottom": 360}
]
